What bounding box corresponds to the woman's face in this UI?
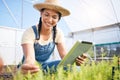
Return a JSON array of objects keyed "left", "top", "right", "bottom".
[{"left": 41, "top": 9, "right": 59, "bottom": 30}]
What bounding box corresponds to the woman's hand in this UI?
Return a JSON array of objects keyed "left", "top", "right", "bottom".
[
  {"left": 75, "top": 53, "right": 87, "bottom": 66},
  {"left": 20, "top": 62, "right": 40, "bottom": 74},
  {"left": 21, "top": 44, "right": 40, "bottom": 74}
]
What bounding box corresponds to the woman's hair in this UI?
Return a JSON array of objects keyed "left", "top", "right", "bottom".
[{"left": 41, "top": 8, "right": 61, "bottom": 20}]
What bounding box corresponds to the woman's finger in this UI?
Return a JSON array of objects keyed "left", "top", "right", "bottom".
[
  {"left": 76, "top": 56, "right": 84, "bottom": 61},
  {"left": 21, "top": 64, "right": 39, "bottom": 70},
  {"left": 20, "top": 64, "right": 40, "bottom": 74},
  {"left": 21, "top": 68, "right": 40, "bottom": 74},
  {"left": 81, "top": 54, "right": 88, "bottom": 59},
  {"left": 30, "top": 69, "right": 40, "bottom": 74}
]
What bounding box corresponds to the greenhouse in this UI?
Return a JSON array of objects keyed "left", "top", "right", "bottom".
[{"left": 0, "top": 0, "right": 120, "bottom": 79}]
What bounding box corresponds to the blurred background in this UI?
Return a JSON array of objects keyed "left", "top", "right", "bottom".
[{"left": 0, "top": 0, "right": 120, "bottom": 65}]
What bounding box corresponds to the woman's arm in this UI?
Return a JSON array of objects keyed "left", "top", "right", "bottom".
[
  {"left": 20, "top": 44, "right": 40, "bottom": 74},
  {"left": 22, "top": 44, "right": 35, "bottom": 63},
  {"left": 56, "top": 42, "right": 67, "bottom": 59}
]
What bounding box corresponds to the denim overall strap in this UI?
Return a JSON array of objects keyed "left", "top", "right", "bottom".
[
  {"left": 32, "top": 25, "right": 39, "bottom": 40},
  {"left": 32, "top": 25, "right": 55, "bottom": 63}
]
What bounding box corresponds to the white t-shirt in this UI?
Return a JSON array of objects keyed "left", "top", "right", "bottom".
[{"left": 21, "top": 25, "right": 65, "bottom": 45}]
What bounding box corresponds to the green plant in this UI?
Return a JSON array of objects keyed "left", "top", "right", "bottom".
[{"left": 1, "top": 56, "right": 120, "bottom": 80}]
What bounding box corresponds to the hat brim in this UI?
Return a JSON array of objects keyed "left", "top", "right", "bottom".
[{"left": 33, "top": 3, "right": 70, "bottom": 17}]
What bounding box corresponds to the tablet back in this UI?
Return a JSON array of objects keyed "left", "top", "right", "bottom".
[{"left": 58, "top": 41, "right": 93, "bottom": 67}]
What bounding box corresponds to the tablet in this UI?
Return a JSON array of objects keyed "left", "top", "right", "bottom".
[{"left": 58, "top": 40, "right": 93, "bottom": 67}]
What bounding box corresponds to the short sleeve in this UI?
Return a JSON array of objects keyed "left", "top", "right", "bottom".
[
  {"left": 21, "top": 27, "right": 35, "bottom": 45},
  {"left": 55, "top": 28, "right": 65, "bottom": 43}
]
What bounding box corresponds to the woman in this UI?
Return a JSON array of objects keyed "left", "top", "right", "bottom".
[{"left": 20, "top": 0, "right": 87, "bottom": 74}]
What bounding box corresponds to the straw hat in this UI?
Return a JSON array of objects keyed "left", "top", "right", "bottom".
[{"left": 33, "top": 0, "right": 70, "bottom": 17}]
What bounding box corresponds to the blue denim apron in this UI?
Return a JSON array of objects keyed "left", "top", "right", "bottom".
[{"left": 32, "top": 25, "right": 60, "bottom": 72}]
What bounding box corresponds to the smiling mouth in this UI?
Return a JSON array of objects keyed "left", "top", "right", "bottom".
[{"left": 46, "top": 22, "right": 52, "bottom": 27}]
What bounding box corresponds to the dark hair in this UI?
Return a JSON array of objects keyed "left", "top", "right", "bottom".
[
  {"left": 41, "top": 8, "right": 62, "bottom": 20},
  {"left": 53, "top": 25, "right": 57, "bottom": 44},
  {"left": 38, "top": 17, "right": 42, "bottom": 40}
]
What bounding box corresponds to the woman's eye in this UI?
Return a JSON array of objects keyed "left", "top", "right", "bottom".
[
  {"left": 44, "top": 13, "right": 49, "bottom": 17},
  {"left": 53, "top": 16, "right": 57, "bottom": 19},
  {"left": 53, "top": 15, "right": 59, "bottom": 19}
]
